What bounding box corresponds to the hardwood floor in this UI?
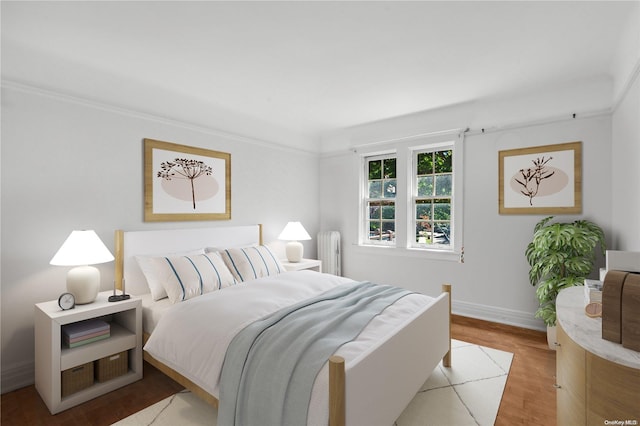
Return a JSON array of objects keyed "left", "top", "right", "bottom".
[
  {"left": 0, "top": 362, "right": 183, "bottom": 426},
  {"left": 1, "top": 315, "right": 556, "bottom": 425},
  {"left": 451, "top": 315, "right": 557, "bottom": 425}
]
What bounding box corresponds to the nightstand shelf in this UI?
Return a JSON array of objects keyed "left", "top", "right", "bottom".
[
  {"left": 281, "top": 258, "right": 322, "bottom": 272},
  {"left": 35, "top": 291, "right": 142, "bottom": 414},
  {"left": 60, "top": 323, "right": 136, "bottom": 371}
]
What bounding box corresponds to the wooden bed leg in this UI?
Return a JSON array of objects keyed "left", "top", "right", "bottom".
[
  {"left": 442, "top": 284, "right": 452, "bottom": 367},
  {"left": 329, "top": 355, "right": 345, "bottom": 426}
]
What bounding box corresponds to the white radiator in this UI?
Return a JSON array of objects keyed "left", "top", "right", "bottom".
[{"left": 317, "top": 231, "right": 341, "bottom": 276}]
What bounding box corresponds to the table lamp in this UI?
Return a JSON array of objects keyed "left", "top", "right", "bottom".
[
  {"left": 50, "top": 230, "right": 114, "bottom": 304},
  {"left": 278, "top": 221, "right": 311, "bottom": 263}
]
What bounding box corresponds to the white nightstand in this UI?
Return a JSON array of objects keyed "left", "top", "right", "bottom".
[
  {"left": 281, "top": 258, "right": 322, "bottom": 272},
  {"left": 34, "top": 291, "right": 142, "bottom": 414}
]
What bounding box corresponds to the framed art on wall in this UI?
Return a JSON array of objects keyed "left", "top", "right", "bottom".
[
  {"left": 498, "top": 141, "right": 582, "bottom": 215},
  {"left": 144, "top": 138, "right": 231, "bottom": 221}
]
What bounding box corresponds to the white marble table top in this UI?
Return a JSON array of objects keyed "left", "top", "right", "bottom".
[{"left": 556, "top": 286, "right": 640, "bottom": 369}]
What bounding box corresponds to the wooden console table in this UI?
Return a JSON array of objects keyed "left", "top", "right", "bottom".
[{"left": 555, "top": 286, "right": 640, "bottom": 425}]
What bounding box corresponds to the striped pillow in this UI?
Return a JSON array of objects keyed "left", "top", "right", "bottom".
[
  {"left": 220, "top": 245, "right": 284, "bottom": 283},
  {"left": 161, "top": 252, "right": 236, "bottom": 304},
  {"left": 136, "top": 249, "right": 205, "bottom": 301}
]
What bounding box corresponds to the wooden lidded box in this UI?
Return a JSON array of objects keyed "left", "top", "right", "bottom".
[
  {"left": 95, "top": 351, "right": 128, "bottom": 382},
  {"left": 61, "top": 362, "right": 94, "bottom": 397},
  {"left": 622, "top": 273, "right": 640, "bottom": 352},
  {"left": 602, "top": 270, "right": 627, "bottom": 343}
]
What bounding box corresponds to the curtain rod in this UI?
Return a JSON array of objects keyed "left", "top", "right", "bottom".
[
  {"left": 465, "top": 109, "right": 611, "bottom": 137},
  {"left": 351, "top": 108, "right": 610, "bottom": 152},
  {"left": 351, "top": 127, "right": 467, "bottom": 152}
]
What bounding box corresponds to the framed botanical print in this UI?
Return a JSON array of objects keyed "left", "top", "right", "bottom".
[
  {"left": 499, "top": 141, "right": 581, "bottom": 214},
  {"left": 144, "top": 138, "right": 231, "bottom": 221}
]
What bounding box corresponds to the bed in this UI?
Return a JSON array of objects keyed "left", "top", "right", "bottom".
[{"left": 114, "top": 224, "right": 451, "bottom": 426}]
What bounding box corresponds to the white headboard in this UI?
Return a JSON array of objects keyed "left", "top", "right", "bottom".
[{"left": 115, "top": 225, "right": 262, "bottom": 295}]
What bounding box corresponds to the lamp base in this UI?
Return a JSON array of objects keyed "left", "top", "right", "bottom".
[
  {"left": 67, "top": 265, "right": 100, "bottom": 304},
  {"left": 285, "top": 241, "right": 304, "bottom": 263}
]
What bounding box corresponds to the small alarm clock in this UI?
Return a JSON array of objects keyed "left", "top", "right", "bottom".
[{"left": 58, "top": 292, "right": 75, "bottom": 310}]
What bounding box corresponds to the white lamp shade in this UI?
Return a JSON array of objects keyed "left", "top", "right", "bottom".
[
  {"left": 278, "top": 222, "right": 311, "bottom": 241},
  {"left": 50, "top": 230, "right": 114, "bottom": 304},
  {"left": 50, "top": 230, "right": 114, "bottom": 266}
]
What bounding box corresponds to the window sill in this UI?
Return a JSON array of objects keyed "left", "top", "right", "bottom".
[{"left": 354, "top": 244, "right": 462, "bottom": 262}]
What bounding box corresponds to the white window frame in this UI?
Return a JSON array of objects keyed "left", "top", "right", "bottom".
[
  {"left": 357, "top": 130, "right": 464, "bottom": 262},
  {"left": 361, "top": 152, "right": 398, "bottom": 247}
]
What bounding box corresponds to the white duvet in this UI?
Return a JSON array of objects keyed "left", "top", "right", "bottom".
[{"left": 144, "top": 270, "right": 435, "bottom": 425}]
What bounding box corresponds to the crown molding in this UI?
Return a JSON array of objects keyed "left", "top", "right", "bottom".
[
  {"left": 1, "top": 79, "right": 320, "bottom": 157},
  {"left": 612, "top": 55, "right": 640, "bottom": 113}
]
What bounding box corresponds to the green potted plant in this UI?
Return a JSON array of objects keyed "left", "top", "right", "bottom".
[{"left": 525, "top": 216, "right": 606, "bottom": 347}]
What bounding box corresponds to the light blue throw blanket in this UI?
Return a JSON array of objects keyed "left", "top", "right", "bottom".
[{"left": 218, "top": 281, "right": 412, "bottom": 426}]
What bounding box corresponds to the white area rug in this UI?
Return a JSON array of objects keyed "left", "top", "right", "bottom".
[{"left": 113, "top": 340, "right": 512, "bottom": 426}]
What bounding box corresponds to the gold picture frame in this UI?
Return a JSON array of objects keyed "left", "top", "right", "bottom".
[
  {"left": 144, "top": 138, "right": 231, "bottom": 221},
  {"left": 498, "top": 141, "right": 582, "bottom": 215}
]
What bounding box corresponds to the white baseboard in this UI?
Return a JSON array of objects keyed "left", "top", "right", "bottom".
[
  {"left": 1, "top": 360, "right": 34, "bottom": 394},
  {"left": 452, "top": 300, "right": 546, "bottom": 332}
]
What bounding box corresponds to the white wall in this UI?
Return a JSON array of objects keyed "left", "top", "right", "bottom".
[
  {"left": 612, "top": 69, "right": 640, "bottom": 251},
  {"left": 320, "top": 111, "right": 613, "bottom": 330},
  {"left": 610, "top": 1, "right": 640, "bottom": 251},
  {"left": 0, "top": 85, "right": 320, "bottom": 392}
]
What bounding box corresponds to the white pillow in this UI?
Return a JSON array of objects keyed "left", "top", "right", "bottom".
[
  {"left": 161, "top": 252, "right": 236, "bottom": 304},
  {"left": 136, "top": 249, "right": 205, "bottom": 300},
  {"left": 220, "top": 245, "right": 285, "bottom": 283}
]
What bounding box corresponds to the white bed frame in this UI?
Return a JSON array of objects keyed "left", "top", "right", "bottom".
[{"left": 114, "top": 225, "right": 451, "bottom": 426}]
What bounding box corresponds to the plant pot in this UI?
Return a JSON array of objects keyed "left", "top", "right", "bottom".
[{"left": 547, "top": 325, "right": 557, "bottom": 350}]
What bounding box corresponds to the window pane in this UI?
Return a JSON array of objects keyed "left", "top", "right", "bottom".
[
  {"left": 368, "top": 222, "right": 380, "bottom": 239},
  {"left": 417, "top": 152, "right": 433, "bottom": 175},
  {"left": 381, "top": 222, "right": 395, "bottom": 241},
  {"left": 433, "top": 199, "right": 451, "bottom": 220},
  {"left": 368, "top": 181, "right": 382, "bottom": 198},
  {"left": 417, "top": 176, "right": 434, "bottom": 197},
  {"left": 416, "top": 221, "right": 431, "bottom": 244},
  {"left": 434, "top": 150, "right": 453, "bottom": 173},
  {"left": 433, "top": 223, "right": 451, "bottom": 245},
  {"left": 415, "top": 200, "right": 431, "bottom": 220},
  {"left": 381, "top": 203, "right": 395, "bottom": 219},
  {"left": 369, "top": 203, "right": 380, "bottom": 220},
  {"left": 383, "top": 158, "right": 396, "bottom": 178},
  {"left": 435, "top": 174, "right": 452, "bottom": 196},
  {"left": 383, "top": 179, "right": 397, "bottom": 198},
  {"left": 368, "top": 160, "right": 382, "bottom": 180}
]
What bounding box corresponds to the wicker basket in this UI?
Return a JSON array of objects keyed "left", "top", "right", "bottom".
[
  {"left": 95, "top": 351, "right": 128, "bottom": 382},
  {"left": 61, "top": 362, "right": 94, "bottom": 397}
]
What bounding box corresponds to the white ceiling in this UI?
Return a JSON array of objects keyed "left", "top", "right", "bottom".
[{"left": 1, "top": 1, "right": 637, "bottom": 150}]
